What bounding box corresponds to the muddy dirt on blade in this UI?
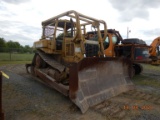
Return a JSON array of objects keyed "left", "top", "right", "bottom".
[{"left": 69, "top": 57, "right": 134, "bottom": 113}]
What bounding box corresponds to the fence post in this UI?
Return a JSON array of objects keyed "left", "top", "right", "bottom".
[
  {"left": 9, "top": 50, "right": 11, "bottom": 61},
  {"left": 0, "top": 72, "right": 4, "bottom": 120}
]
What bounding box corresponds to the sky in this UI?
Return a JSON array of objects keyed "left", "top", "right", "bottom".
[{"left": 0, "top": 0, "right": 160, "bottom": 46}]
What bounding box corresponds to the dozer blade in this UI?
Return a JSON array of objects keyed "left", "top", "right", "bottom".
[{"left": 69, "top": 57, "right": 134, "bottom": 113}]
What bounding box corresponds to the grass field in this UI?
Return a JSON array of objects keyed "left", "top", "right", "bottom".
[
  {"left": 0, "top": 52, "right": 33, "bottom": 66},
  {"left": 132, "top": 74, "right": 160, "bottom": 88},
  {"left": 0, "top": 61, "right": 32, "bottom": 66},
  {"left": 133, "top": 63, "right": 160, "bottom": 88},
  {"left": 141, "top": 63, "right": 160, "bottom": 71},
  {"left": 0, "top": 53, "right": 34, "bottom": 61}
]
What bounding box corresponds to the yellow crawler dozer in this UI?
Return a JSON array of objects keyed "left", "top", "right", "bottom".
[{"left": 26, "top": 10, "right": 134, "bottom": 113}]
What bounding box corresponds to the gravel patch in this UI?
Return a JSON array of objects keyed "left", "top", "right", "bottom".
[
  {"left": 1, "top": 68, "right": 105, "bottom": 120},
  {"left": 1, "top": 64, "right": 160, "bottom": 120}
]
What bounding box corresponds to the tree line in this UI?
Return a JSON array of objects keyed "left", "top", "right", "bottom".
[{"left": 0, "top": 37, "right": 33, "bottom": 53}]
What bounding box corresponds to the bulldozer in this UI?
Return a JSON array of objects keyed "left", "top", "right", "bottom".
[
  {"left": 26, "top": 10, "right": 134, "bottom": 113},
  {"left": 85, "top": 29, "right": 151, "bottom": 75}
]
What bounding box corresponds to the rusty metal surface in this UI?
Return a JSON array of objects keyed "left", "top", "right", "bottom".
[
  {"left": 0, "top": 72, "right": 4, "bottom": 120},
  {"left": 66, "top": 43, "right": 74, "bottom": 56},
  {"left": 27, "top": 50, "right": 134, "bottom": 114},
  {"left": 35, "top": 68, "right": 69, "bottom": 96},
  {"left": 134, "top": 59, "right": 152, "bottom": 63},
  {"left": 69, "top": 57, "right": 134, "bottom": 113},
  {"left": 37, "top": 50, "right": 65, "bottom": 72}
]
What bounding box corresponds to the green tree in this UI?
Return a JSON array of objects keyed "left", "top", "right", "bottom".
[
  {"left": 0, "top": 37, "right": 7, "bottom": 52},
  {"left": 19, "top": 45, "right": 24, "bottom": 53},
  {"left": 0, "top": 37, "right": 33, "bottom": 53},
  {"left": 24, "top": 45, "right": 32, "bottom": 53},
  {"left": 7, "top": 40, "right": 20, "bottom": 48},
  {"left": 14, "top": 42, "right": 21, "bottom": 48},
  {"left": 6, "top": 40, "right": 21, "bottom": 52}
]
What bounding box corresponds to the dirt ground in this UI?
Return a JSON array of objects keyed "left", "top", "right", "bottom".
[{"left": 1, "top": 64, "right": 160, "bottom": 120}]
